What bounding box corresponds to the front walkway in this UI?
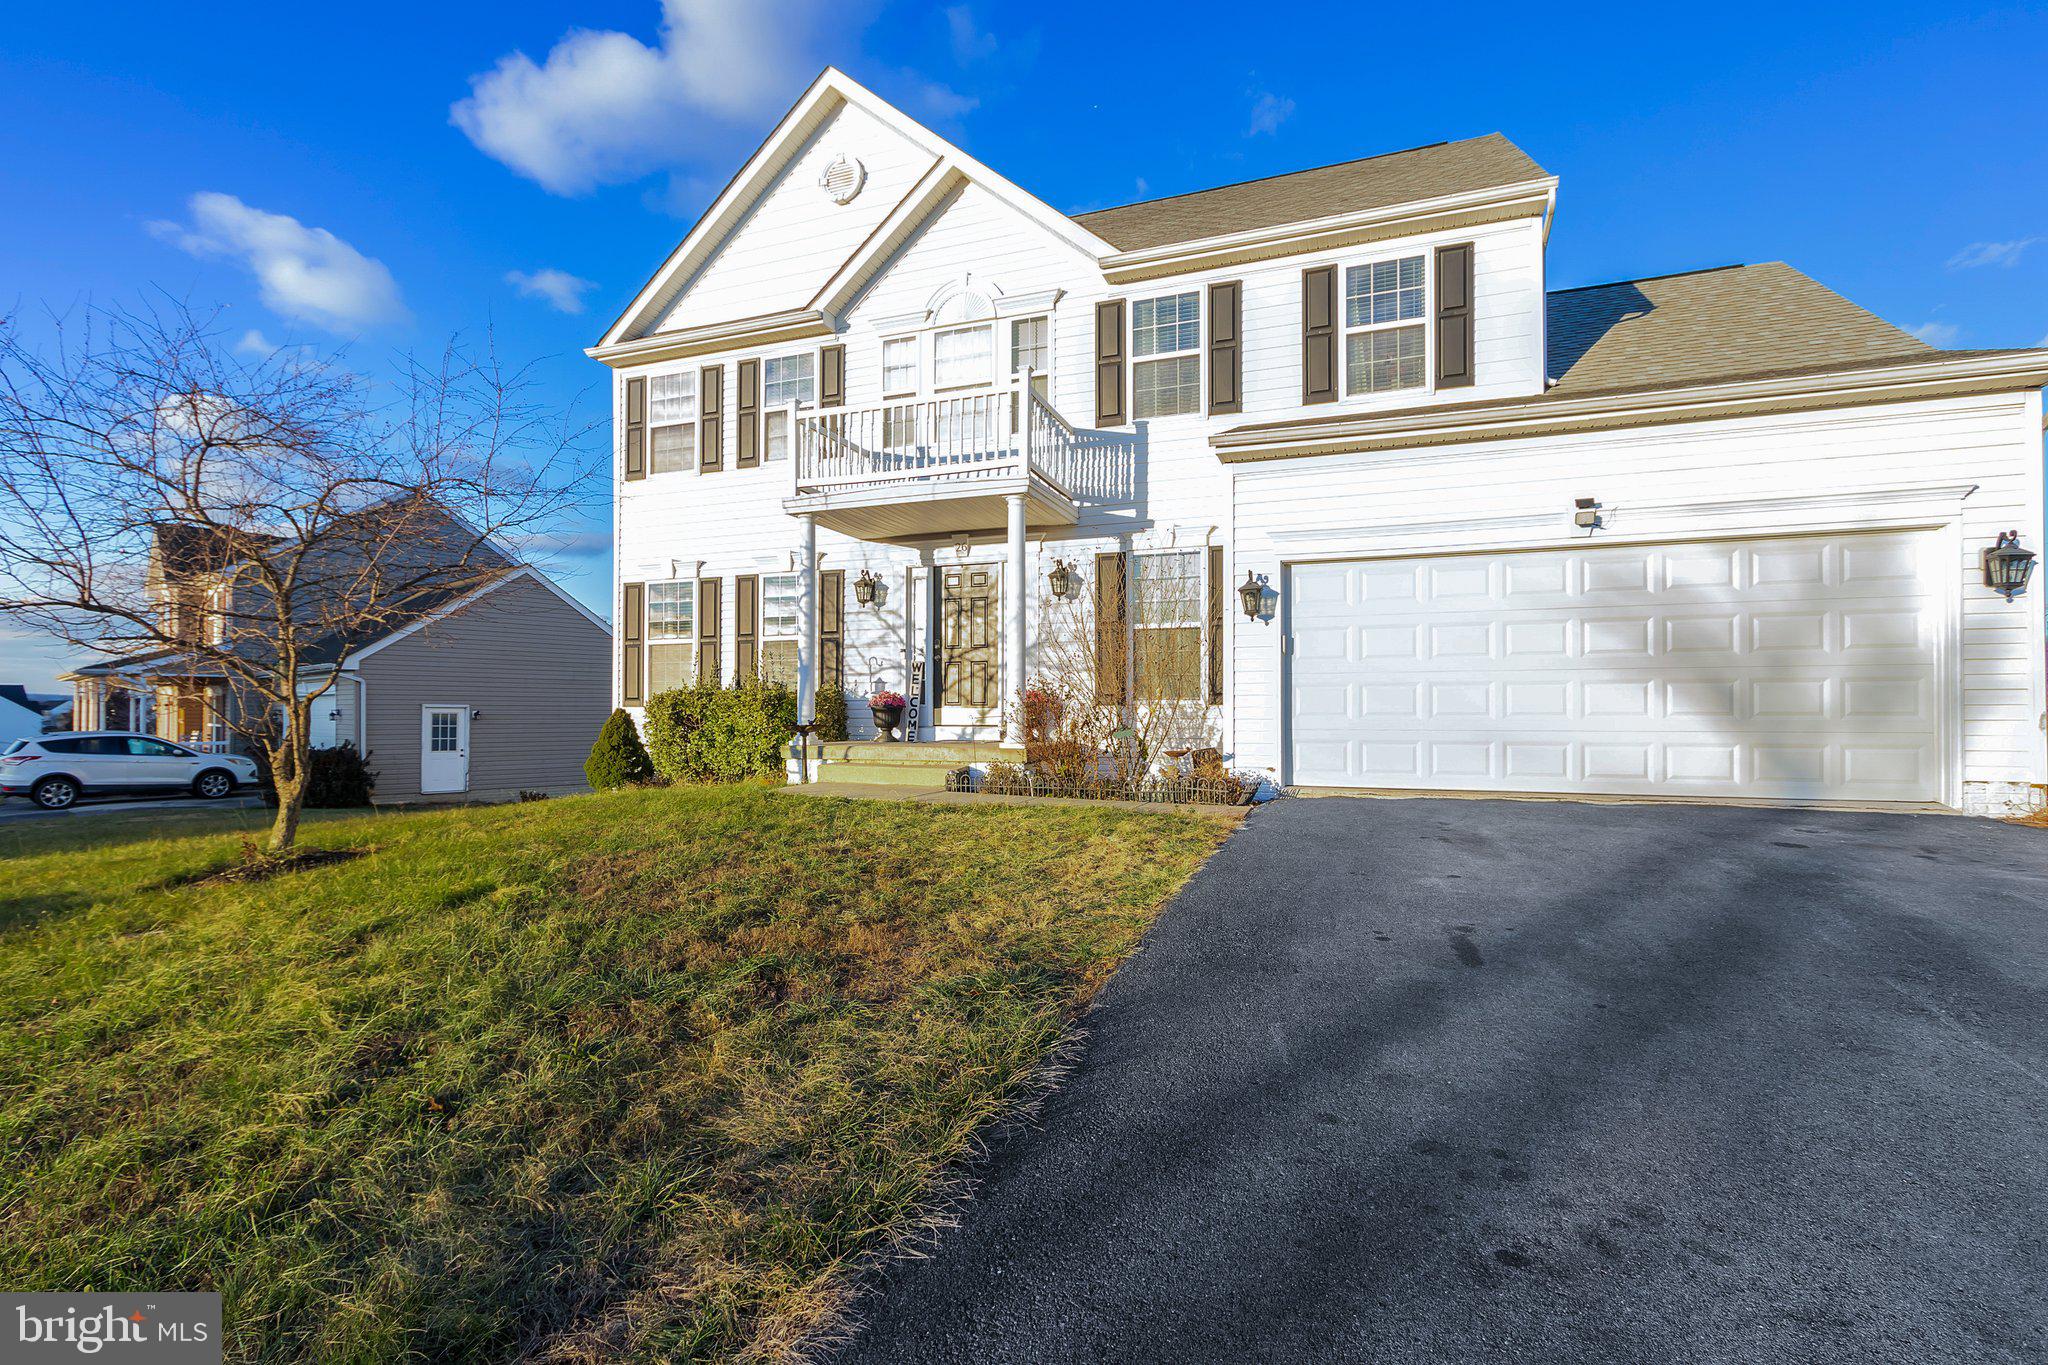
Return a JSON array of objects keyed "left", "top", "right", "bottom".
[{"left": 832, "top": 797, "right": 2048, "bottom": 1363}]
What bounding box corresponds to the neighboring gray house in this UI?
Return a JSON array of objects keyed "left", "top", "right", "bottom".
[{"left": 298, "top": 567, "right": 611, "bottom": 804}]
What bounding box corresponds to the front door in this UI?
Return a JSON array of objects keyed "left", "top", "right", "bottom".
[
  {"left": 937, "top": 563, "right": 1000, "bottom": 728},
  {"left": 420, "top": 705, "right": 470, "bottom": 794}
]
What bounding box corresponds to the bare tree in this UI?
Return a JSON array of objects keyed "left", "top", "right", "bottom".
[{"left": 0, "top": 300, "right": 596, "bottom": 852}]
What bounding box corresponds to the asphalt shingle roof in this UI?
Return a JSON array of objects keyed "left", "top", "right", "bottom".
[{"left": 1072, "top": 134, "right": 1551, "bottom": 252}]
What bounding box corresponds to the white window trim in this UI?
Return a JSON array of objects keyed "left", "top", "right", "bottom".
[
  {"left": 647, "top": 367, "right": 699, "bottom": 475},
  {"left": 760, "top": 572, "right": 802, "bottom": 641},
  {"left": 1130, "top": 291, "right": 1203, "bottom": 420},
  {"left": 881, "top": 335, "right": 920, "bottom": 399},
  {"left": 1130, "top": 548, "right": 1210, "bottom": 703},
  {"left": 932, "top": 322, "right": 998, "bottom": 393},
  {"left": 760, "top": 350, "right": 818, "bottom": 464},
  {"left": 1339, "top": 248, "right": 1435, "bottom": 403},
  {"left": 1009, "top": 314, "right": 1051, "bottom": 391},
  {"left": 645, "top": 578, "right": 698, "bottom": 688}
]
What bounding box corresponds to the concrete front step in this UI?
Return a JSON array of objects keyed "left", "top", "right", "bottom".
[
  {"left": 813, "top": 740, "right": 1025, "bottom": 765},
  {"left": 817, "top": 763, "right": 957, "bottom": 788}
]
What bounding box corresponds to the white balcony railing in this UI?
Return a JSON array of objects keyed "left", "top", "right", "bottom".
[{"left": 791, "top": 373, "right": 1123, "bottom": 504}]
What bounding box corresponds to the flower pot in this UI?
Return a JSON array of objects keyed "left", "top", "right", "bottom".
[{"left": 869, "top": 704, "right": 904, "bottom": 741}]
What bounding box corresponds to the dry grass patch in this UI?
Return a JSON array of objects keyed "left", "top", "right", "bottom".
[{"left": 0, "top": 785, "right": 1224, "bottom": 1362}]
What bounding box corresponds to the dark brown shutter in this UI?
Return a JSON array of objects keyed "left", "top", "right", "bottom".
[
  {"left": 1435, "top": 242, "right": 1476, "bottom": 389},
  {"left": 698, "top": 364, "right": 724, "bottom": 472},
  {"left": 820, "top": 344, "right": 845, "bottom": 409},
  {"left": 734, "top": 574, "right": 759, "bottom": 680},
  {"left": 1094, "top": 299, "right": 1127, "bottom": 426},
  {"left": 1094, "top": 551, "right": 1127, "bottom": 706},
  {"left": 620, "top": 581, "right": 645, "bottom": 703},
  {"left": 819, "top": 569, "right": 844, "bottom": 688},
  {"left": 736, "top": 359, "right": 760, "bottom": 468},
  {"left": 1207, "top": 281, "right": 1242, "bottom": 415},
  {"left": 1205, "top": 545, "right": 1224, "bottom": 705},
  {"left": 697, "top": 577, "right": 722, "bottom": 683},
  {"left": 1302, "top": 266, "right": 1338, "bottom": 405},
  {"left": 623, "top": 376, "right": 647, "bottom": 480}
]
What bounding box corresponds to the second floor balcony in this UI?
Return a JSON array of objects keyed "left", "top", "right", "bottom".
[{"left": 783, "top": 376, "right": 1130, "bottom": 542}]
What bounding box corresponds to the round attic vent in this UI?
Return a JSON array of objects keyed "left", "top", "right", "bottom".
[{"left": 818, "top": 153, "right": 866, "bottom": 206}]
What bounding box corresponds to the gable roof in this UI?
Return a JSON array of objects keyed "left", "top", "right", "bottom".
[
  {"left": 1544, "top": 262, "right": 1933, "bottom": 396},
  {"left": 1073, "top": 134, "right": 1551, "bottom": 252}
]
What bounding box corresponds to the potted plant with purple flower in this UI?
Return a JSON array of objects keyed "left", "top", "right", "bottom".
[{"left": 868, "top": 689, "right": 908, "bottom": 742}]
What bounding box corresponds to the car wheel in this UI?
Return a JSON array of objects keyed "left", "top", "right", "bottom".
[
  {"left": 32, "top": 776, "right": 79, "bottom": 810},
  {"left": 193, "top": 770, "right": 236, "bottom": 800}
]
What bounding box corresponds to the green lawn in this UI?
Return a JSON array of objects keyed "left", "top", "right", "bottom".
[{"left": 0, "top": 787, "right": 1226, "bottom": 1362}]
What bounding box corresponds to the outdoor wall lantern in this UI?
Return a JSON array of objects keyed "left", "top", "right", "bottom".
[
  {"left": 1573, "top": 496, "right": 1602, "bottom": 530},
  {"left": 854, "top": 569, "right": 881, "bottom": 606},
  {"left": 1047, "top": 558, "right": 1081, "bottom": 601},
  {"left": 1239, "top": 571, "right": 1266, "bottom": 620},
  {"left": 1984, "top": 530, "right": 2037, "bottom": 601}
]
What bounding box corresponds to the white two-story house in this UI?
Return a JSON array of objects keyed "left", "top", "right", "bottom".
[{"left": 594, "top": 67, "right": 2047, "bottom": 814}]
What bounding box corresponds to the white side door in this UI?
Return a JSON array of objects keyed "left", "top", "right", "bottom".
[{"left": 420, "top": 706, "right": 470, "bottom": 794}]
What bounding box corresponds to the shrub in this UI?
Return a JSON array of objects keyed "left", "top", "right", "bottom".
[
  {"left": 584, "top": 709, "right": 654, "bottom": 789},
  {"left": 644, "top": 681, "right": 798, "bottom": 783},
  {"left": 262, "top": 742, "right": 377, "bottom": 808},
  {"left": 812, "top": 681, "right": 849, "bottom": 742}
]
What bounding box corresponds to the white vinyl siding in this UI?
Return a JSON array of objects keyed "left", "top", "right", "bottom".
[{"left": 1132, "top": 292, "right": 1201, "bottom": 418}]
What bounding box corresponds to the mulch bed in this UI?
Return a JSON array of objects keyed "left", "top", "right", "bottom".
[{"left": 175, "top": 847, "right": 370, "bottom": 888}]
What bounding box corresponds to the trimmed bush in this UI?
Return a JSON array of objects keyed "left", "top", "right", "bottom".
[
  {"left": 584, "top": 709, "right": 654, "bottom": 789},
  {"left": 812, "top": 682, "right": 849, "bottom": 742},
  {"left": 644, "top": 681, "right": 798, "bottom": 783}
]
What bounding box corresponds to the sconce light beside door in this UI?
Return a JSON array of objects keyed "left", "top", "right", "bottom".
[
  {"left": 1239, "top": 571, "right": 1265, "bottom": 620},
  {"left": 1984, "top": 530, "right": 2037, "bottom": 601},
  {"left": 1047, "top": 558, "right": 1080, "bottom": 601},
  {"left": 854, "top": 569, "right": 880, "bottom": 606}
]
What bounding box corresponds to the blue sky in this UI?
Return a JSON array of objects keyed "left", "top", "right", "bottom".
[{"left": 3, "top": 1, "right": 2045, "bottom": 691}]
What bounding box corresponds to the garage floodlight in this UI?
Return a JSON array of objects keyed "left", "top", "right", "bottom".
[{"left": 1984, "top": 531, "right": 2037, "bottom": 601}]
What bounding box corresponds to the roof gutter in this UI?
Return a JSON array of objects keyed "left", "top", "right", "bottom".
[
  {"left": 1213, "top": 350, "right": 2048, "bottom": 463},
  {"left": 1099, "top": 177, "right": 1559, "bottom": 285},
  {"left": 586, "top": 307, "right": 837, "bottom": 369}
]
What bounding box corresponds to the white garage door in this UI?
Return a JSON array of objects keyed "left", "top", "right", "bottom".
[{"left": 1287, "top": 530, "right": 1945, "bottom": 803}]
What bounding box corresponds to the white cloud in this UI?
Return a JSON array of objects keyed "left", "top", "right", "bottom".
[
  {"left": 506, "top": 268, "right": 599, "bottom": 314},
  {"left": 234, "top": 328, "right": 274, "bottom": 356},
  {"left": 1947, "top": 238, "right": 2041, "bottom": 270},
  {"left": 1248, "top": 92, "right": 1295, "bottom": 136},
  {"left": 451, "top": 0, "right": 868, "bottom": 195},
  {"left": 1907, "top": 321, "right": 1960, "bottom": 346},
  {"left": 945, "top": 6, "right": 997, "bottom": 62},
  {"left": 905, "top": 77, "right": 978, "bottom": 121},
  {"left": 149, "top": 193, "right": 405, "bottom": 332}
]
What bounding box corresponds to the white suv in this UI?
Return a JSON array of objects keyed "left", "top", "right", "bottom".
[{"left": 0, "top": 732, "right": 261, "bottom": 810}]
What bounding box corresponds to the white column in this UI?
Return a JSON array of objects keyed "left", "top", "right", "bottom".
[
  {"left": 1003, "top": 492, "right": 1028, "bottom": 748},
  {"left": 795, "top": 513, "right": 818, "bottom": 726}
]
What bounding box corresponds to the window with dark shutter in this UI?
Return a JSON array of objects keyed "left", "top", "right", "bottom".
[
  {"left": 1095, "top": 300, "right": 1126, "bottom": 426},
  {"left": 1094, "top": 551, "right": 1127, "bottom": 705},
  {"left": 819, "top": 570, "right": 844, "bottom": 688},
  {"left": 1206, "top": 544, "right": 1224, "bottom": 704},
  {"left": 736, "top": 359, "right": 760, "bottom": 468},
  {"left": 820, "top": 344, "right": 845, "bottom": 409},
  {"left": 699, "top": 364, "right": 724, "bottom": 472},
  {"left": 621, "top": 581, "right": 645, "bottom": 703},
  {"left": 734, "top": 574, "right": 759, "bottom": 679},
  {"left": 697, "top": 577, "right": 722, "bottom": 683},
  {"left": 623, "top": 377, "right": 647, "bottom": 480},
  {"left": 1302, "top": 267, "right": 1338, "bottom": 404},
  {"left": 1207, "top": 281, "right": 1242, "bottom": 416},
  {"left": 1435, "top": 242, "right": 1476, "bottom": 389}
]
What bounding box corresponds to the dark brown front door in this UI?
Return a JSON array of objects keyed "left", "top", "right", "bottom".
[{"left": 939, "top": 564, "right": 999, "bottom": 715}]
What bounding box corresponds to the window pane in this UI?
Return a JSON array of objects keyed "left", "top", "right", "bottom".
[
  {"left": 762, "top": 573, "right": 800, "bottom": 636},
  {"left": 646, "top": 580, "right": 694, "bottom": 640},
  {"left": 882, "top": 337, "right": 918, "bottom": 394},
  {"left": 759, "top": 640, "right": 801, "bottom": 690},
  {"left": 763, "top": 354, "right": 816, "bottom": 407},
  {"left": 1133, "top": 292, "right": 1198, "bottom": 358},
  {"left": 764, "top": 409, "right": 789, "bottom": 461},
  {"left": 1010, "top": 317, "right": 1048, "bottom": 375},
  {"left": 648, "top": 643, "right": 695, "bottom": 694},
  {"left": 1346, "top": 256, "right": 1427, "bottom": 330},
  {"left": 1133, "top": 354, "right": 1200, "bottom": 418},
  {"left": 883, "top": 404, "right": 920, "bottom": 447},
  {"left": 1345, "top": 324, "right": 1427, "bottom": 395},
  {"left": 1133, "top": 626, "right": 1201, "bottom": 701},
  {"left": 1134, "top": 550, "right": 1202, "bottom": 626},
  {"left": 934, "top": 325, "right": 992, "bottom": 388},
  {"left": 649, "top": 371, "right": 696, "bottom": 424},
  {"left": 650, "top": 423, "right": 696, "bottom": 473}
]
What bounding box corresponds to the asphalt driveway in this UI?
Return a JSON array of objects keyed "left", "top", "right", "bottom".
[{"left": 834, "top": 797, "right": 2048, "bottom": 1364}]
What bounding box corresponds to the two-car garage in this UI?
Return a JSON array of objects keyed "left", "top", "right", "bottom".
[{"left": 1283, "top": 530, "right": 1947, "bottom": 805}]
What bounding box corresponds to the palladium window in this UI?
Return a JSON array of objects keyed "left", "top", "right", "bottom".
[
  {"left": 1131, "top": 292, "right": 1200, "bottom": 418},
  {"left": 1131, "top": 550, "right": 1204, "bottom": 702},
  {"left": 759, "top": 572, "right": 802, "bottom": 688},
  {"left": 933, "top": 324, "right": 993, "bottom": 390},
  {"left": 649, "top": 371, "right": 698, "bottom": 473},
  {"left": 645, "top": 579, "right": 696, "bottom": 694},
  {"left": 761, "top": 354, "right": 816, "bottom": 462},
  {"left": 1343, "top": 255, "right": 1427, "bottom": 395}
]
